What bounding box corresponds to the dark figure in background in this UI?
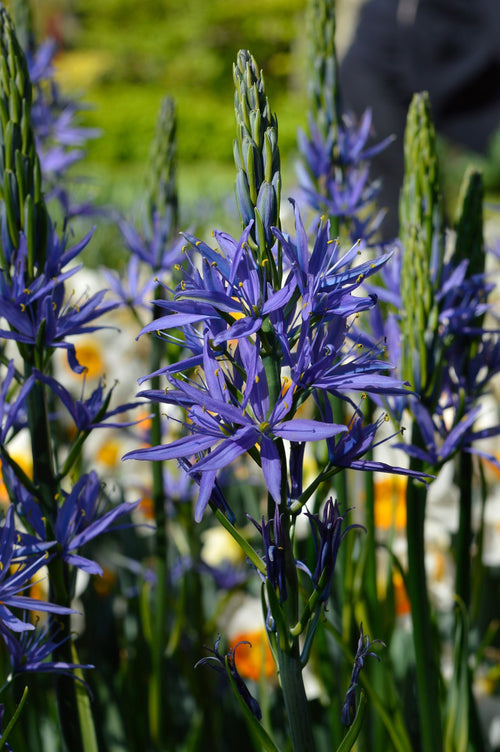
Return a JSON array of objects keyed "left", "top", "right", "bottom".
[{"left": 340, "top": 0, "right": 500, "bottom": 238}]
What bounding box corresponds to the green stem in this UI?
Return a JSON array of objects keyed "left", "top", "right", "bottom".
[
  {"left": 360, "top": 404, "right": 389, "bottom": 749},
  {"left": 362, "top": 401, "right": 378, "bottom": 623},
  {"left": 149, "top": 293, "right": 168, "bottom": 749},
  {"left": 48, "top": 559, "right": 85, "bottom": 752},
  {"left": 271, "top": 452, "right": 315, "bottom": 751},
  {"left": 405, "top": 443, "right": 443, "bottom": 752},
  {"left": 24, "top": 357, "right": 96, "bottom": 752},
  {"left": 454, "top": 453, "right": 486, "bottom": 752},
  {"left": 24, "top": 365, "right": 57, "bottom": 514},
  {"left": 471, "top": 462, "right": 487, "bottom": 623},
  {"left": 0, "top": 686, "right": 28, "bottom": 749},
  {"left": 455, "top": 451, "right": 472, "bottom": 608},
  {"left": 276, "top": 639, "right": 315, "bottom": 752}
]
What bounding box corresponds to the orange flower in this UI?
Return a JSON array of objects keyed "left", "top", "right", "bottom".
[
  {"left": 137, "top": 492, "right": 155, "bottom": 521},
  {"left": 374, "top": 476, "right": 407, "bottom": 531},
  {"left": 229, "top": 629, "right": 275, "bottom": 681},
  {"left": 393, "top": 570, "right": 411, "bottom": 617}
]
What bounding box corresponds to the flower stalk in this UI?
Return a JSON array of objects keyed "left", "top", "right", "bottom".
[
  {"left": 0, "top": 7, "right": 98, "bottom": 750},
  {"left": 233, "top": 49, "right": 281, "bottom": 282},
  {"left": 145, "top": 95, "right": 179, "bottom": 749},
  {"left": 399, "top": 91, "right": 444, "bottom": 752}
]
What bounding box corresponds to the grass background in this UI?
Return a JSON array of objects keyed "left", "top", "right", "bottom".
[{"left": 9, "top": 0, "right": 500, "bottom": 263}]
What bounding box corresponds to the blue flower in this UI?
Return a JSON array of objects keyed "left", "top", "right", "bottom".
[
  {"left": 195, "top": 634, "right": 262, "bottom": 720},
  {"left": 0, "top": 361, "right": 34, "bottom": 443},
  {"left": 273, "top": 200, "right": 390, "bottom": 316},
  {"left": 305, "top": 498, "right": 360, "bottom": 602},
  {"left": 297, "top": 111, "right": 393, "bottom": 243},
  {"left": 125, "top": 338, "right": 347, "bottom": 519},
  {"left": 101, "top": 255, "right": 156, "bottom": 312},
  {"left": 52, "top": 472, "right": 140, "bottom": 576},
  {"left": 34, "top": 371, "right": 145, "bottom": 432},
  {"left": 139, "top": 221, "right": 295, "bottom": 347},
  {"left": 129, "top": 199, "right": 431, "bottom": 519},
  {"left": 0, "top": 507, "right": 74, "bottom": 633},
  {"left": 341, "top": 623, "right": 384, "bottom": 726},
  {"left": 11, "top": 472, "right": 140, "bottom": 576},
  {"left": 117, "top": 210, "right": 183, "bottom": 273},
  {"left": 25, "top": 36, "right": 100, "bottom": 216},
  {"left": 249, "top": 505, "right": 287, "bottom": 603},
  {"left": 0, "top": 620, "right": 93, "bottom": 681},
  {"left": 392, "top": 397, "right": 499, "bottom": 470},
  {"left": 0, "top": 229, "right": 117, "bottom": 373},
  {"left": 320, "top": 406, "right": 429, "bottom": 479}
]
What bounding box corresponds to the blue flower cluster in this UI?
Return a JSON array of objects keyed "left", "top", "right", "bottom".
[
  {"left": 0, "top": 5, "right": 138, "bottom": 704},
  {"left": 125, "top": 207, "right": 419, "bottom": 520}
]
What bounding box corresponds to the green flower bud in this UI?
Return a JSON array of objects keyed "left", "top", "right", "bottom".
[
  {"left": 0, "top": 5, "right": 47, "bottom": 274},
  {"left": 145, "top": 94, "right": 178, "bottom": 244},
  {"left": 306, "top": 0, "right": 340, "bottom": 140},
  {"left": 399, "top": 92, "right": 445, "bottom": 397},
  {"left": 233, "top": 49, "right": 281, "bottom": 258}
]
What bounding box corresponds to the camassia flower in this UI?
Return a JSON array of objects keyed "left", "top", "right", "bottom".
[
  {"left": 0, "top": 620, "right": 93, "bottom": 682},
  {"left": 128, "top": 201, "right": 426, "bottom": 520},
  {"left": 139, "top": 220, "right": 295, "bottom": 350},
  {"left": 341, "top": 623, "right": 384, "bottom": 726},
  {"left": 249, "top": 504, "right": 288, "bottom": 603},
  {"left": 11, "top": 472, "right": 139, "bottom": 576},
  {"left": 102, "top": 254, "right": 156, "bottom": 312},
  {"left": 392, "top": 397, "right": 500, "bottom": 471},
  {"left": 0, "top": 360, "right": 34, "bottom": 443},
  {"left": 0, "top": 229, "right": 117, "bottom": 373},
  {"left": 125, "top": 337, "right": 347, "bottom": 520},
  {"left": 195, "top": 634, "right": 262, "bottom": 720},
  {"left": 24, "top": 34, "right": 100, "bottom": 218},
  {"left": 117, "top": 211, "right": 183, "bottom": 275},
  {"left": 0, "top": 506, "right": 74, "bottom": 633},
  {"left": 297, "top": 110, "right": 393, "bottom": 243},
  {"left": 34, "top": 371, "right": 144, "bottom": 432},
  {"left": 305, "top": 498, "right": 360, "bottom": 602}
]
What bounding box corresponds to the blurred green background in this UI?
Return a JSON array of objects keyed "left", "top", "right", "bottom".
[
  {"left": 3, "top": 0, "right": 366, "bottom": 266},
  {"left": 11, "top": 0, "right": 500, "bottom": 257},
  {"left": 26, "top": 0, "right": 336, "bottom": 225}
]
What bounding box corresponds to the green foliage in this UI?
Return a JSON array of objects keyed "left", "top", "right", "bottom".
[{"left": 61, "top": 0, "right": 307, "bottom": 210}]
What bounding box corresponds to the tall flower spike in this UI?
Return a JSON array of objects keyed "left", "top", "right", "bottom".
[
  {"left": 306, "top": 0, "right": 340, "bottom": 143},
  {"left": 8, "top": 0, "right": 35, "bottom": 57},
  {"left": 233, "top": 49, "right": 281, "bottom": 271},
  {"left": 0, "top": 5, "right": 48, "bottom": 274},
  {"left": 144, "top": 95, "right": 178, "bottom": 248},
  {"left": 399, "top": 91, "right": 444, "bottom": 397}
]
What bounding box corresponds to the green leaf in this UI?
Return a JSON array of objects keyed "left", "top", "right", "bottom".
[
  {"left": 71, "top": 643, "right": 99, "bottom": 752},
  {"left": 444, "top": 598, "right": 470, "bottom": 752},
  {"left": 0, "top": 685, "right": 28, "bottom": 749},
  {"left": 212, "top": 506, "right": 266, "bottom": 575}
]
